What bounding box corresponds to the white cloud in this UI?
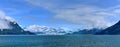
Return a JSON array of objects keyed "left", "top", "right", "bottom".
[
  {"left": 25, "top": 0, "right": 120, "bottom": 28},
  {"left": 0, "top": 11, "right": 16, "bottom": 29}
]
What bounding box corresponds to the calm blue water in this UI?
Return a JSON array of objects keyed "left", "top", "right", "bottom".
[{"left": 0, "top": 35, "right": 120, "bottom": 47}]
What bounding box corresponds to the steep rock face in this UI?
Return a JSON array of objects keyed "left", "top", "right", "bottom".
[
  {"left": 96, "top": 21, "right": 120, "bottom": 35},
  {"left": 0, "top": 22, "right": 35, "bottom": 35}
]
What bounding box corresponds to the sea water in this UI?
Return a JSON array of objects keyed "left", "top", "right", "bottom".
[{"left": 0, "top": 35, "right": 120, "bottom": 47}]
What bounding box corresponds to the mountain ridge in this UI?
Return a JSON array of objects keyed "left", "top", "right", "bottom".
[
  {"left": 0, "top": 21, "right": 35, "bottom": 35},
  {"left": 25, "top": 25, "right": 70, "bottom": 35},
  {"left": 96, "top": 21, "right": 120, "bottom": 35}
]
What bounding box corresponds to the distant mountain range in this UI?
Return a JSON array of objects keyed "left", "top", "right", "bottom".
[
  {"left": 67, "top": 21, "right": 120, "bottom": 35},
  {"left": 66, "top": 28, "right": 102, "bottom": 35},
  {"left": 24, "top": 20, "right": 120, "bottom": 35},
  {"left": 24, "top": 25, "right": 72, "bottom": 35},
  {"left": 1, "top": 20, "right": 120, "bottom": 35},
  {"left": 0, "top": 15, "right": 120, "bottom": 35},
  {"left": 24, "top": 25, "right": 104, "bottom": 35}
]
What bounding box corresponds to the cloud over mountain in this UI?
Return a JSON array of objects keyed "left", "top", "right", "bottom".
[
  {"left": 0, "top": 11, "right": 16, "bottom": 29},
  {"left": 25, "top": 25, "right": 72, "bottom": 35}
]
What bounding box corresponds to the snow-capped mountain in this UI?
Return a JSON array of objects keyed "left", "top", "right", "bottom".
[{"left": 25, "top": 25, "right": 72, "bottom": 35}]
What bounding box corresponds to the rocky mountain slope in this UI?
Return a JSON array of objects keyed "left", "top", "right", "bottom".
[{"left": 96, "top": 21, "right": 120, "bottom": 35}]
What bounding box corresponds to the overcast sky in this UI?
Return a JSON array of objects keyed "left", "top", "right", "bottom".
[{"left": 0, "top": 0, "right": 120, "bottom": 29}]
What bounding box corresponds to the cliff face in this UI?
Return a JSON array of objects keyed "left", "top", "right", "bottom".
[
  {"left": 96, "top": 21, "right": 120, "bottom": 35},
  {"left": 0, "top": 22, "right": 35, "bottom": 35}
]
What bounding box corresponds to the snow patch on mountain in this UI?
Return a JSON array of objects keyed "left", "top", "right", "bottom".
[{"left": 25, "top": 25, "right": 73, "bottom": 35}]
